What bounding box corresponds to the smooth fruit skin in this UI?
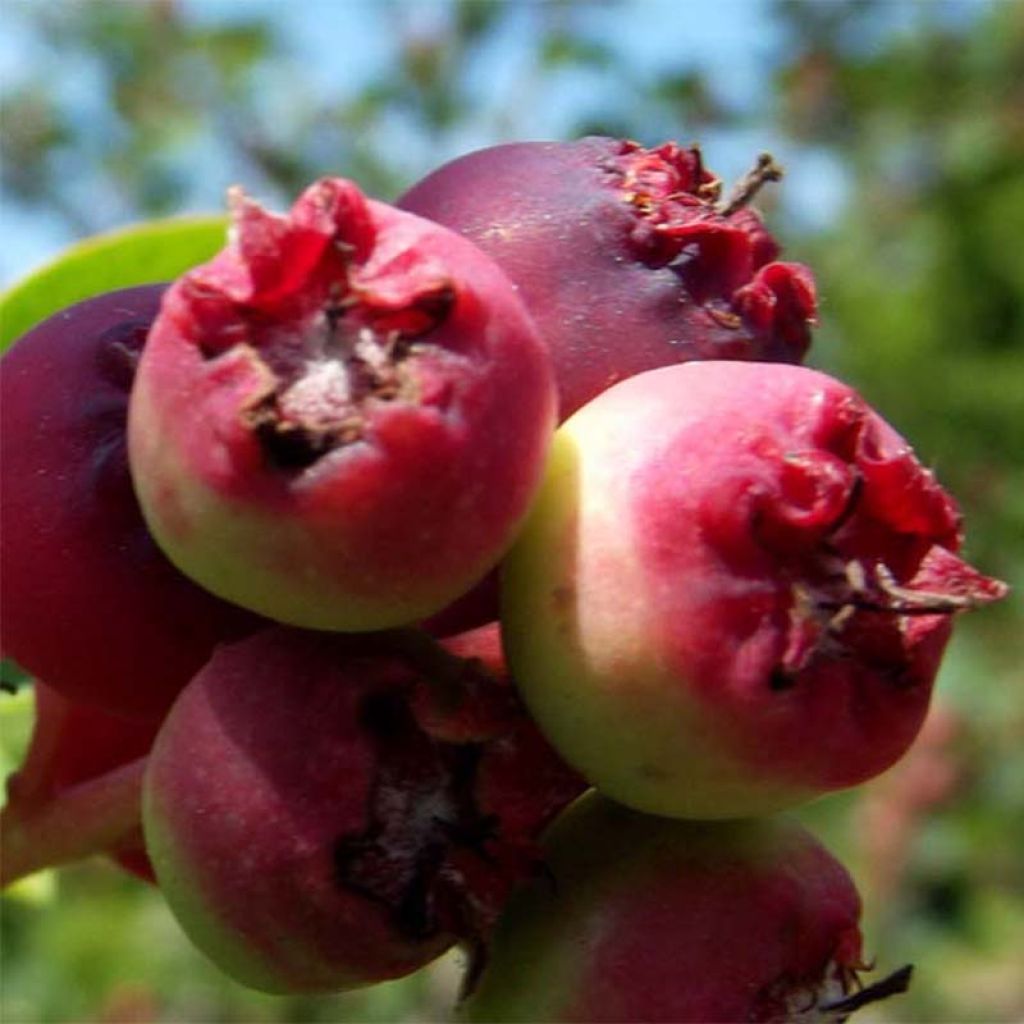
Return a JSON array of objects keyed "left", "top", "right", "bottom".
[
  {"left": 0, "top": 286, "right": 260, "bottom": 718},
  {"left": 400, "top": 137, "right": 817, "bottom": 419},
  {"left": 143, "top": 625, "right": 584, "bottom": 994},
  {"left": 128, "top": 178, "right": 555, "bottom": 631},
  {"left": 462, "top": 793, "right": 869, "bottom": 1024},
  {"left": 144, "top": 629, "right": 453, "bottom": 993},
  {"left": 501, "top": 362, "right": 1007, "bottom": 819}
]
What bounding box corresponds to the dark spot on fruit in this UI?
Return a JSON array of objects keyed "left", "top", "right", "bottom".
[
  {"left": 324, "top": 295, "right": 346, "bottom": 335},
  {"left": 824, "top": 472, "right": 864, "bottom": 539},
  {"left": 94, "top": 319, "right": 152, "bottom": 391},
  {"left": 253, "top": 416, "right": 346, "bottom": 470},
  {"left": 357, "top": 688, "right": 408, "bottom": 736},
  {"left": 334, "top": 689, "right": 504, "bottom": 942},
  {"left": 769, "top": 666, "right": 796, "bottom": 691}
]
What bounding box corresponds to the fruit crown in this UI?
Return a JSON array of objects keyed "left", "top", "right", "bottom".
[
  {"left": 178, "top": 178, "right": 454, "bottom": 360},
  {"left": 608, "top": 140, "right": 817, "bottom": 352}
]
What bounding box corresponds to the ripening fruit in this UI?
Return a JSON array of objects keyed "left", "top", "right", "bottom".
[
  {"left": 128, "top": 178, "right": 555, "bottom": 631},
  {"left": 143, "top": 624, "right": 584, "bottom": 994},
  {"left": 501, "top": 362, "right": 1007, "bottom": 818},
  {"left": 0, "top": 286, "right": 260, "bottom": 718},
  {"left": 462, "top": 793, "right": 910, "bottom": 1024},
  {"left": 400, "top": 137, "right": 817, "bottom": 419}
]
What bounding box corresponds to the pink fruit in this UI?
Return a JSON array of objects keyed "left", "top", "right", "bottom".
[
  {"left": 400, "top": 137, "right": 817, "bottom": 419},
  {"left": 463, "top": 792, "right": 910, "bottom": 1023},
  {"left": 142, "top": 624, "right": 584, "bottom": 994},
  {"left": 0, "top": 286, "right": 261, "bottom": 719},
  {"left": 502, "top": 361, "right": 1007, "bottom": 818},
  {"left": 128, "top": 178, "right": 555, "bottom": 631}
]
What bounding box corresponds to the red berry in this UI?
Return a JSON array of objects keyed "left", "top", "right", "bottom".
[
  {"left": 143, "top": 624, "right": 584, "bottom": 994},
  {"left": 128, "top": 179, "right": 555, "bottom": 631},
  {"left": 0, "top": 286, "right": 260, "bottom": 718},
  {"left": 502, "top": 362, "right": 1007, "bottom": 817},
  {"left": 400, "top": 138, "right": 817, "bottom": 418},
  {"left": 463, "top": 793, "right": 910, "bottom": 1024}
]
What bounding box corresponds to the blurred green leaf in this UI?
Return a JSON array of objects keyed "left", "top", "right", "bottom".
[
  {"left": 540, "top": 32, "right": 614, "bottom": 69},
  {"left": 0, "top": 687, "right": 35, "bottom": 777},
  {"left": 0, "top": 215, "right": 226, "bottom": 350}
]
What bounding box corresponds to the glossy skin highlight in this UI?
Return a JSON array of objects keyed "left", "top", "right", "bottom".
[
  {"left": 501, "top": 362, "right": 1007, "bottom": 818},
  {"left": 128, "top": 179, "right": 555, "bottom": 631}
]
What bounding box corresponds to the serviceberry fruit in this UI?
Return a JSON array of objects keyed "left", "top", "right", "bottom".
[
  {"left": 143, "top": 624, "right": 584, "bottom": 993},
  {"left": 401, "top": 137, "right": 816, "bottom": 419},
  {"left": 502, "top": 361, "right": 1007, "bottom": 818},
  {"left": 463, "top": 792, "right": 910, "bottom": 1024},
  {"left": 128, "top": 179, "right": 555, "bottom": 631}
]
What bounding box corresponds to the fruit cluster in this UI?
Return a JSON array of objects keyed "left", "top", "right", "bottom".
[{"left": 0, "top": 138, "right": 1007, "bottom": 1022}]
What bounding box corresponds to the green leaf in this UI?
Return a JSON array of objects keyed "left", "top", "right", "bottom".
[
  {"left": 0, "top": 686, "right": 35, "bottom": 782},
  {"left": 0, "top": 215, "right": 227, "bottom": 352}
]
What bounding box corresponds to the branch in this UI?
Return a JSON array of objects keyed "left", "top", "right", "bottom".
[{"left": 1, "top": 757, "right": 147, "bottom": 887}]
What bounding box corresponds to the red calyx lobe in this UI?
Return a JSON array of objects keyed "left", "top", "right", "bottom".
[
  {"left": 632, "top": 363, "right": 1006, "bottom": 791},
  {"left": 399, "top": 137, "right": 816, "bottom": 418},
  {"left": 188, "top": 181, "right": 449, "bottom": 353},
  {"left": 176, "top": 182, "right": 457, "bottom": 465},
  {"left": 334, "top": 626, "right": 585, "bottom": 950},
  {"left": 588, "top": 142, "right": 814, "bottom": 341}
]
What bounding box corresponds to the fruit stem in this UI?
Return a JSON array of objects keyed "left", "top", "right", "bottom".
[
  {"left": 376, "top": 627, "right": 472, "bottom": 704},
  {"left": 0, "top": 757, "right": 146, "bottom": 887},
  {"left": 718, "top": 153, "right": 784, "bottom": 216},
  {"left": 820, "top": 963, "right": 914, "bottom": 1015}
]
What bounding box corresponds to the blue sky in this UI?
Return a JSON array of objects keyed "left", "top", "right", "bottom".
[{"left": 0, "top": 0, "right": 983, "bottom": 288}]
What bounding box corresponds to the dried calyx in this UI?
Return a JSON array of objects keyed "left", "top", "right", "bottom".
[
  {"left": 334, "top": 689, "right": 500, "bottom": 943},
  {"left": 349, "top": 627, "right": 582, "bottom": 948},
  {"left": 601, "top": 140, "right": 815, "bottom": 350},
  {"left": 753, "top": 410, "right": 1009, "bottom": 686},
  {"left": 184, "top": 181, "right": 455, "bottom": 467},
  {"left": 810, "top": 964, "right": 914, "bottom": 1022}
]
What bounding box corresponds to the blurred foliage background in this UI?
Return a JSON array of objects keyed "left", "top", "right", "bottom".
[{"left": 2, "top": 0, "right": 1022, "bottom": 1021}]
